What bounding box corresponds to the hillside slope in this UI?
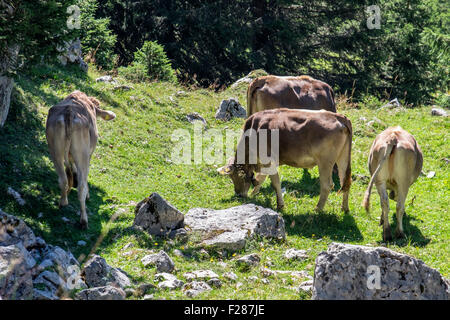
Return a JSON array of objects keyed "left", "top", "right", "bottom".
[{"left": 0, "top": 64, "right": 448, "bottom": 299}]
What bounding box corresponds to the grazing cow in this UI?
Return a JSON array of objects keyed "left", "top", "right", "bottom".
[
  {"left": 46, "top": 90, "right": 116, "bottom": 229},
  {"left": 246, "top": 75, "right": 336, "bottom": 117},
  {"left": 362, "top": 126, "right": 423, "bottom": 241},
  {"left": 218, "top": 108, "right": 352, "bottom": 212}
]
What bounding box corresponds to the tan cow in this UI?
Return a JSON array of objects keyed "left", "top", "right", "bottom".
[
  {"left": 46, "top": 91, "right": 116, "bottom": 229},
  {"left": 218, "top": 108, "right": 352, "bottom": 212},
  {"left": 246, "top": 75, "right": 336, "bottom": 117},
  {"left": 362, "top": 126, "right": 423, "bottom": 241}
]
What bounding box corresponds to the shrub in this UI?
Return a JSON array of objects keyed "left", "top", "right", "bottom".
[
  {"left": 79, "top": 0, "right": 117, "bottom": 70},
  {"left": 119, "top": 41, "right": 177, "bottom": 83}
]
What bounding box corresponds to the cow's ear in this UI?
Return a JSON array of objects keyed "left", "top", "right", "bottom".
[
  {"left": 217, "top": 165, "right": 233, "bottom": 175},
  {"left": 98, "top": 110, "right": 116, "bottom": 121}
]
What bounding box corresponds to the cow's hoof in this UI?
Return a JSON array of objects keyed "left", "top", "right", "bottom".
[
  {"left": 78, "top": 220, "right": 88, "bottom": 230},
  {"left": 58, "top": 201, "right": 68, "bottom": 208},
  {"left": 395, "top": 230, "right": 406, "bottom": 239}
]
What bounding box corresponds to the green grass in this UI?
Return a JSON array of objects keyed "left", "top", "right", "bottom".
[{"left": 0, "top": 64, "right": 448, "bottom": 300}]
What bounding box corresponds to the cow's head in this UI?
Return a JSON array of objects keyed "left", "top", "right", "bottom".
[
  {"left": 217, "top": 157, "right": 258, "bottom": 197},
  {"left": 89, "top": 96, "right": 116, "bottom": 121}
]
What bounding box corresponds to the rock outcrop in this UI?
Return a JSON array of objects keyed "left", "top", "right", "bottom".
[
  {"left": 184, "top": 204, "right": 285, "bottom": 251},
  {"left": 312, "top": 242, "right": 450, "bottom": 300}
]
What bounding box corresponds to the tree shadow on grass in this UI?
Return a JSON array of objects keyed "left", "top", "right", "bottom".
[
  {"left": 0, "top": 80, "right": 115, "bottom": 263},
  {"left": 17, "top": 64, "right": 123, "bottom": 113}
]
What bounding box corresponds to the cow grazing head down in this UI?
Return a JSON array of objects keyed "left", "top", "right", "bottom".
[{"left": 217, "top": 157, "right": 258, "bottom": 197}]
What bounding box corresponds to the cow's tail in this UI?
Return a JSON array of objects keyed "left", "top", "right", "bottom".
[
  {"left": 339, "top": 115, "right": 352, "bottom": 193},
  {"left": 362, "top": 136, "right": 397, "bottom": 213},
  {"left": 330, "top": 86, "right": 337, "bottom": 113},
  {"left": 63, "top": 107, "right": 73, "bottom": 188},
  {"left": 246, "top": 77, "right": 266, "bottom": 117}
]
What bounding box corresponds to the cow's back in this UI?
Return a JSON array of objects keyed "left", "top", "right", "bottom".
[
  {"left": 247, "top": 75, "right": 336, "bottom": 116},
  {"left": 246, "top": 108, "right": 350, "bottom": 167}
]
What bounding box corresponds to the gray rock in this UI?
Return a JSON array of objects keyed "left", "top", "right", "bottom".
[
  {"left": 284, "top": 249, "right": 308, "bottom": 261},
  {"left": 186, "top": 112, "right": 207, "bottom": 127},
  {"left": 135, "top": 283, "right": 156, "bottom": 297},
  {"left": 56, "top": 39, "right": 88, "bottom": 72},
  {"left": 77, "top": 240, "right": 87, "bottom": 246},
  {"left": 76, "top": 285, "right": 126, "bottom": 300},
  {"left": 184, "top": 204, "right": 285, "bottom": 251},
  {"left": 223, "top": 272, "right": 238, "bottom": 282},
  {"left": 141, "top": 250, "right": 175, "bottom": 273},
  {"left": 81, "top": 255, "right": 131, "bottom": 289},
  {"left": 431, "top": 107, "right": 448, "bottom": 117},
  {"left": 143, "top": 294, "right": 154, "bottom": 300},
  {"left": 312, "top": 242, "right": 450, "bottom": 300},
  {"left": 154, "top": 272, "right": 177, "bottom": 282},
  {"left": 298, "top": 280, "right": 313, "bottom": 294},
  {"left": 215, "top": 98, "right": 246, "bottom": 121},
  {"left": 133, "top": 193, "right": 184, "bottom": 237},
  {"left": 96, "top": 75, "right": 117, "bottom": 84},
  {"left": 0, "top": 244, "right": 34, "bottom": 299},
  {"left": 183, "top": 270, "right": 219, "bottom": 282},
  {"left": 207, "top": 278, "right": 222, "bottom": 288},
  {"left": 236, "top": 254, "right": 260, "bottom": 269},
  {"left": 33, "top": 270, "right": 69, "bottom": 296},
  {"left": 33, "top": 288, "right": 59, "bottom": 300},
  {"left": 0, "top": 210, "right": 39, "bottom": 249},
  {"left": 183, "top": 281, "right": 212, "bottom": 297},
  {"left": 158, "top": 279, "right": 184, "bottom": 290},
  {"left": 168, "top": 228, "right": 188, "bottom": 242}
]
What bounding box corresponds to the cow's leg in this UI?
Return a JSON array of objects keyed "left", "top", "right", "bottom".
[
  {"left": 71, "top": 138, "right": 91, "bottom": 229},
  {"left": 336, "top": 143, "right": 351, "bottom": 213},
  {"left": 376, "top": 182, "right": 392, "bottom": 241},
  {"left": 251, "top": 173, "right": 267, "bottom": 196},
  {"left": 394, "top": 186, "right": 408, "bottom": 239},
  {"left": 316, "top": 162, "right": 334, "bottom": 211},
  {"left": 54, "top": 158, "right": 69, "bottom": 208},
  {"left": 269, "top": 172, "right": 284, "bottom": 210}
]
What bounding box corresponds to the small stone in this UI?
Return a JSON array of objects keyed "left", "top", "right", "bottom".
[
  {"left": 76, "top": 285, "right": 126, "bottom": 300},
  {"left": 77, "top": 240, "right": 87, "bottom": 246},
  {"left": 431, "top": 107, "right": 448, "bottom": 117},
  {"left": 141, "top": 250, "right": 175, "bottom": 273},
  {"left": 183, "top": 270, "right": 219, "bottom": 282},
  {"left": 223, "top": 272, "right": 238, "bottom": 282},
  {"left": 207, "top": 278, "right": 222, "bottom": 288},
  {"left": 135, "top": 283, "right": 156, "bottom": 297},
  {"left": 284, "top": 249, "right": 308, "bottom": 261},
  {"left": 298, "top": 280, "right": 313, "bottom": 294},
  {"left": 426, "top": 171, "right": 436, "bottom": 178},
  {"left": 236, "top": 253, "right": 260, "bottom": 269},
  {"left": 143, "top": 294, "right": 154, "bottom": 300},
  {"left": 62, "top": 217, "right": 70, "bottom": 223},
  {"left": 183, "top": 281, "right": 211, "bottom": 297},
  {"left": 247, "top": 276, "right": 259, "bottom": 282},
  {"left": 124, "top": 288, "right": 135, "bottom": 298}
]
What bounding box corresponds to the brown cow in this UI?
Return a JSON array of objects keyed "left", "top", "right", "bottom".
[
  {"left": 46, "top": 90, "right": 116, "bottom": 229},
  {"left": 246, "top": 75, "right": 336, "bottom": 117},
  {"left": 362, "top": 126, "right": 423, "bottom": 241},
  {"left": 218, "top": 108, "right": 352, "bottom": 212}
]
